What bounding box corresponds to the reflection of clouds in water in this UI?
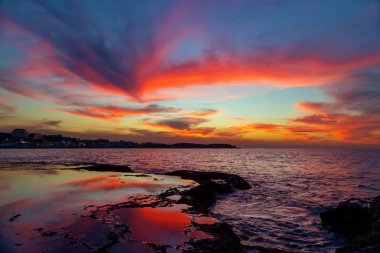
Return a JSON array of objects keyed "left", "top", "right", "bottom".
[
  {"left": 1, "top": 150, "right": 380, "bottom": 252},
  {"left": 0, "top": 172, "right": 186, "bottom": 221},
  {"left": 114, "top": 206, "right": 191, "bottom": 245},
  {"left": 0, "top": 166, "right": 204, "bottom": 252},
  {"left": 0, "top": 168, "right": 194, "bottom": 224},
  {"left": 50, "top": 174, "right": 180, "bottom": 193}
]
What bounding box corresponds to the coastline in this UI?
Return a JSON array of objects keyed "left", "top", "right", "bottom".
[
  {"left": 0, "top": 130, "right": 236, "bottom": 149},
  {"left": 2, "top": 160, "right": 378, "bottom": 252},
  {"left": 0, "top": 163, "right": 251, "bottom": 253}
]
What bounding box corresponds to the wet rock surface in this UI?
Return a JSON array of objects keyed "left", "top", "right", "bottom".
[
  {"left": 165, "top": 170, "right": 293, "bottom": 253},
  {"left": 166, "top": 170, "right": 252, "bottom": 191},
  {"left": 185, "top": 222, "right": 242, "bottom": 253},
  {"left": 320, "top": 195, "right": 380, "bottom": 253},
  {"left": 8, "top": 213, "right": 20, "bottom": 222},
  {"left": 67, "top": 179, "right": 247, "bottom": 253},
  {"left": 166, "top": 170, "right": 252, "bottom": 210}
]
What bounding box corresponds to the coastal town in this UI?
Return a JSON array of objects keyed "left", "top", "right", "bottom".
[{"left": 0, "top": 129, "right": 236, "bottom": 149}]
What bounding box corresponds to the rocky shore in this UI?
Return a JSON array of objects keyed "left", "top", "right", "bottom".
[
  {"left": 164, "top": 170, "right": 252, "bottom": 253},
  {"left": 0, "top": 129, "right": 237, "bottom": 149},
  {"left": 5, "top": 162, "right": 346, "bottom": 253},
  {"left": 2, "top": 163, "right": 257, "bottom": 253},
  {"left": 82, "top": 165, "right": 253, "bottom": 253},
  {"left": 320, "top": 195, "right": 380, "bottom": 252},
  {"left": 67, "top": 164, "right": 301, "bottom": 252}
]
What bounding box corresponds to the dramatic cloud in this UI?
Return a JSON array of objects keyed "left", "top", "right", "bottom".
[
  {"left": 155, "top": 117, "right": 209, "bottom": 130},
  {"left": 139, "top": 52, "right": 380, "bottom": 94},
  {"left": 326, "top": 72, "right": 380, "bottom": 115},
  {"left": 59, "top": 104, "right": 182, "bottom": 121},
  {"left": 185, "top": 109, "right": 218, "bottom": 117},
  {"left": 257, "top": 72, "right": 380, "bottom": 144},
  {"left": 1, "top": 0, "right": 380, "bottom": 99},
  {"left": 296, "top": 102, "right": 335, "bottom": 114},
  {"left": 293, "top": 114, "right": 380, "bottom": 142},
  {"left": 141, "top": 117, "right": 221, "bottom": 138},
  {"left": 1, "top": 0, "right": 380, "bottom": 146}
]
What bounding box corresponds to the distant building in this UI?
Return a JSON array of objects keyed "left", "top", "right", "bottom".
[
  {"left": 0, "top": 132, "right": 11, "bottom": 141},
  {"left": 30, "top": 133, "right": 44, "bottom": 140},
  {"left": 11, "top": 129, "right": 29, "bottom": 139}
]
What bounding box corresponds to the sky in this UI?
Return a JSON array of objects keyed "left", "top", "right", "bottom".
[{"left": 1, "top": 0, "right": 380, "bottom": 148}]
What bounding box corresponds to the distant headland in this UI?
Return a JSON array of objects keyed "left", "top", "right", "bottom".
[{"left": 0, "top": 129, "right": 237, "bottom": 149}]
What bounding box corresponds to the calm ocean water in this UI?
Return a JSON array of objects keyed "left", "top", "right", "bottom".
[{"left": 1, "top": 148, "right": 380, "bottom": 252}]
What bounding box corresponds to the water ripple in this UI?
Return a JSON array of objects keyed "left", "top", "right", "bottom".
[{"left": 1, "top": 148, "right": 380, "bottom": 252}]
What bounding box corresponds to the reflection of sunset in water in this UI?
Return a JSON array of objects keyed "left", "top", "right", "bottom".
[
  {"left": 0, "top": 165, "right": 209, "bottom": 253},
  {"left": 52, "top": 175, "right": 173, "bottom": 191},
  {"left": 114, "top": 206, "right": 191, "bottom": 245}
]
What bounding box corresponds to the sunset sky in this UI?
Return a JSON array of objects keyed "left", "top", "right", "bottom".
[{"left": 1, "top": 0, "right": 380, "bottom": 147}]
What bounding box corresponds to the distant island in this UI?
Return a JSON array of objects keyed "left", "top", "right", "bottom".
[{"left": 0, "top": 129, "right": 237, "bottom": 149}]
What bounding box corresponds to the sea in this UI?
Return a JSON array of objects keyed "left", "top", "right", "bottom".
[{"left": 1, "top": 148, "right": 380, "bottom": 253}]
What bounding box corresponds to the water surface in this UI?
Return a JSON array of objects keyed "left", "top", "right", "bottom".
[
  {"left": 0, "top": 165, "right": 216, "bottom": 253},
  {"left": 1, "top": 148, "right": 380, "bottom": 252}
]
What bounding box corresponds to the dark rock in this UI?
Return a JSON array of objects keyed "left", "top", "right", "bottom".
[
  {"left": 8, "top": 214, "right": 21, "bottom": 222},
  {"left": 182, "top": 184, "right": 218, "bottom": 209},
  {"left": 321, "top": 195, "right": 380, "bottom": 252},
  {"left": 185, "top": 223, "right": 242, "bottom": 253},
  {"left": 80, "top": 164, "right": 132, "bottom": 173},
  {"left": 163, "top": 171, "right": 252, "bottom": 252},
  {"left": 93, "top": 231, "right": 120, "bottom": 253},
  {"left": 320, "top": 198, "right": 373, "bottom": 237},
  {"left": 33, "top": 227, "right": 58, "bottom": 237},
  {"left": 41, "top": 231, "right": 58, "bottom": 237},
  {"left": 166, "top": 170, "right": 251, "bottom": 210},
  {"left": 146, "top": 242, "right": 170, "bottom": 252},
  {"left": 190, "top": 222, "right": 294, "bottom": 253},
  {"left": 167, "top": 170, "right": 251, "bottom": 190}
]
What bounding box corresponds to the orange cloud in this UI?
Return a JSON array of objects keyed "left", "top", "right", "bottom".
[
  {"left": 239, "top": 112, "right": 380, "bottom": 144},
  {"left": 296, "top": 102, "right": 334, "bottom": 113},
  {"left": 138, "top": 52, "right": 380, "bottom": 95},
  {"left": 6, "top": 21, "right": 380, "bottom": 105},
  {"left": 57, "top": 104, "right": 181, "bottom": 121},
  {"left": 184, "top": 109, "right": 219, "bottom": 117},
  {"left": 293, "top": 113, "right": 380, "bottom": 143},
  {"left": 141, "top": 116, "right": 250, "bottom": 139}
]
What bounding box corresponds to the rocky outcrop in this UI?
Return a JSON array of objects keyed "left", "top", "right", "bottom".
[
  {"left": 185, "top": 222, "right": 242, "bottom": 253},
  {"left": 162, "top": 170, "right": 253, "bottom": 252},
  {"left": 69, "top": 167, "right": 251, "bottom": 253},
  {"left": 166, "top": 170, "right": 251, "bottom": 210},
  {"left": 320, "top": 195, "right": 380, "bottom": 252},
  {"left": 166, "top": 170, "right": 251, "bottom": 191}
]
